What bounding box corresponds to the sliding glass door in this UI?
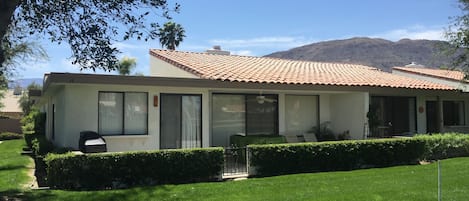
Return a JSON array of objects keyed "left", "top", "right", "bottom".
[
  {"left": 211, "top": 93, "right": 278, "bottom": 147},
  {"left": 160, "top": 94, "right": 202, "bottom": 149}
]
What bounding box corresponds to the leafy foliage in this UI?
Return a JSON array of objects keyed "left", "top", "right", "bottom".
[
  {"left": 230, "top": 135, "right": 286, "bottom": 147},
  {"left": 45, "top": 147, "right": 224, "bottom": 190},
  {"left": 158, "top": 21, "right": 186, "bottom": 50},
  {"left": 0, "top": 132, "right": 22, "bottom": 140},
  {"left": 117, "top": 56, "right": 137, "bottom": 75},
  {"left": 415, "top": 133, "right": 469, "bottom": 160},
  {"left": 249, "top": 138, "right": 426, "bottom": 176},
  {"left": 18, "top": 82, "right": 41, "bottom": 114},
  {"left": 249, "top": 134, "right": 469, "bottom": 176},
  {"left": 0, "top": 0, "right": 180, "bottom": 74},
  {"left": 445, "top": 0, "right": 469, "bottom": 74}
]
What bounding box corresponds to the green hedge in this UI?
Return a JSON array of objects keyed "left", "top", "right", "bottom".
[
  {"left": 230, "top": 135, "right": 286, "bottom": 147},
  {"left": 415, "top": 133, "right": 469, "bottom": 160},
  {"left": 31, "top": 134, "right": 54, "bottom": 156},
  {"left": 45, "top": 147, "right": 224, "bottom": 189},
  {"left": 0, "top": 132, "right": 23, "bottom": 140},
  {"left": 249, "top": 138, "right": 426, "bottom": 176}
]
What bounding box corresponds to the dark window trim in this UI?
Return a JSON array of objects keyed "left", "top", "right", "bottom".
[
  {"left": 370, "top": 96, "right": 418, "bottom": 133},
  {"left": 443, "top": 100, "right": 466, "bottom": 126},
  {"left": 52, "top": 104, "right": 55, "bottom": 140},
  {"left": 160, "top": 93, "right": 203, "bottom": 149},
  {"left": 98, "top": 91, "right": 149, "bottom": 136}
]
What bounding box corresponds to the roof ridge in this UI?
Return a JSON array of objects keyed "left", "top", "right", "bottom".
[{"left": 149, "top": 49, "right": 380, "bottom": 69}]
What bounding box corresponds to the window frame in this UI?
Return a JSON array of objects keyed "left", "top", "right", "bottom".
[
  {"left": 159, "top": 93, "right": 203, "bottom": 149},
  {"left": 98, "top": 91, "right": 149, "bottom": 136},
  {"left": 443, "top": 100, "right": 466, "bottom": 126},
  {"left": 211, "top": 93, "right": 279, "bottom": 136}
]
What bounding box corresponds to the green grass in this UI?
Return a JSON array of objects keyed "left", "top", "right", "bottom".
[
  {"left": 0, "top": 139, "right": 32, "bottom": 194},
  {"left": 2, "top": 139, "right": 468, "bottom": 201},
  {"left": 23, "top": 157, "right": 469, "bottom": 201}
]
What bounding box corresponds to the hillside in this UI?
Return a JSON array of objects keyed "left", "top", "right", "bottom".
[{"left": 265, "top": 37, "right": 453, "bottom": 71}]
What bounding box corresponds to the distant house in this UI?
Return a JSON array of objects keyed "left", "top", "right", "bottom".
[
  {"left": 393, "top": 66, "right": 469, "bottom": 133},
  {"left": 39, "top": 49, "right": 467, "bottom": 152},
  {"left": 0, "top": 89, "right": 23, "bottom": 133}
]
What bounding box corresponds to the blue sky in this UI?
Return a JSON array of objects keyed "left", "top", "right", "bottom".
[{"left": 17, "top": 0, "right": 462, "bottom": 78}]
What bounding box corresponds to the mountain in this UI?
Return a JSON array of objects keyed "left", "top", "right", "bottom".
[
  {"left": 265, "top": 37, "right": 453, "bottom": 71},
  {"left": 8, "top": 78, "right": 42, "bottom": 89}
]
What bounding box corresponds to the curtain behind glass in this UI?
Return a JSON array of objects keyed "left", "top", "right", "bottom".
[
  {"left": 285, "top": 95, "right": 318, "bottom": 135},
  {"left": 211, "top": 94, "right": 245, "bottom": 147},
  {"left": 124, "top": 93, "right": 148, "bottom": 134},
  {"left": 99, "top": 92, "right": 124, "bottom": 135},
  {"left": 181, "top": 96, "right": 201, "bottom": 148}
]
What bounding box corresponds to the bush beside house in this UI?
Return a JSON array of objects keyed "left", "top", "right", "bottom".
[
  {"left": 249, "top": 134, "right": 469, "bottom": 176},
  {"left": 46, "top": 147, "right": 224, "bottom": 190},
  {"left": 415, "top": 134, "right": 469, "bottom": 160},
  {"left": 230, "top": 135, "right": 286, "bottom": 147},
  {"left": 0, "top": 132, "right": 23, "bottom": 140},
  {"left": 249, "top": 138, "right": 425, "bottom": 176}
]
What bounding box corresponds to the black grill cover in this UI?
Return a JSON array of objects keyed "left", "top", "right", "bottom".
[{"left": 79, "top": 131, "right": 107, "bottom": 153}]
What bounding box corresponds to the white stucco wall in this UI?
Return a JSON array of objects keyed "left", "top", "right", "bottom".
[
  {"left": 330, "top": 93, "right": 369, "bottom": 139},
  {"left": 46, "top": 81, "right": 378, "bottom": 152},
  {"left": 48, "top": 84, "right": 211, "bottom": 152},
  {"left": 149, "top": 56, "right": 199, "bottom": 78}
]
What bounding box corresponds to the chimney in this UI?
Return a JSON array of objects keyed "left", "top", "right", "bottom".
[{"left": 206, "top": 45, "right": 230, "bottom": 55}]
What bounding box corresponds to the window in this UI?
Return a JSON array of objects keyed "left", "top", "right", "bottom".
[
  {"left": 160, "top": 94, "right": 202, "bottom": 149},
  {"left": 211, "top": 93, "right": 278, "bottom": 147},
  {"left": 443, "top": 101, "right": 465, "bottom": 126},
  {"left": 285, "top": 95, "right": 319, "bottom": 135},
  {"left": 98, "top": 92, "right": 148, "bottom": 135}
]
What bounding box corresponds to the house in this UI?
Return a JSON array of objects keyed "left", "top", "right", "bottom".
[
  {"left": 40, "top": 49, "right": 467, "bottom": 152},
  {"left": 0, "top": 89, "right": 23, "bottom": 133},
  {"left": 393, "top": 66, "right": 469, "bottom": 133}
]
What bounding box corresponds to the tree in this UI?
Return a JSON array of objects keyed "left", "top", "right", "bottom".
[
  {"left": 18, "top": 82, "right": 41, "bottom": 115},
  {"left": 0, "top": 0, "right": 181, "bottom": 76},
  {"left": 0, "top": 75, "right": 7, "bottom": 110},
  {"left": 117, "top": 56, "right": 137, "bottom": 75},
  {"left": 158, "top": 21, "right": 186, "bottom": 50},
  {"left": 445, "top": 0, "right": 469, "bottom": 74}
]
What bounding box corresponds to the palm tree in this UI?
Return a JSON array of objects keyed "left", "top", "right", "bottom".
[
  {"left": 117, "top": 56, "right": 137, "bottom": 75},
  {"left": 158, "top": 22, "right": 185, "bottom": 50}
]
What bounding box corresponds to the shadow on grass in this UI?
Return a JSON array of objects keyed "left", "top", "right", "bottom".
[
  {"left": 6, "top": 185, "right": 178, "bottom": 201},
  {"left": 0, "top": 164, "right": 29, "bottom": 171}
]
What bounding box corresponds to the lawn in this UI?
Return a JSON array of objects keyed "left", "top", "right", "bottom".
[
  {"left": 0, "top": 139, "right": 33, "bottom": 196},
  {"left": 2, "top": 139, "right": 469, "bottom": 201}
]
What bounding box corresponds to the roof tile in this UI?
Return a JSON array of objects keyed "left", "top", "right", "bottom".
[
  {"left": 150, "top": 49, "right": 455, "bottom": 90},
  {"left": 393, "top": 67, "right": 467, "bottom": 82}
]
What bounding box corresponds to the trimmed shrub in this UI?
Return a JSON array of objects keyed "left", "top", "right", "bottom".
[
  {"left": 415, "top": 133, "right": 469, "bottom": 160},
  {"left": 20, "top": 108, "right": 46, "bottom": 135},
  {"left": 0, "top": 132, "right": 23, "bottom": 140},
  {"left": 230, "top": 135, "right": 286, "bottom": 147},
  {"left": 249, "top": 138, "right": 426, "bottom": 176},
  {"left": 31, "top": 135, "right": 54, "bottom": 156},
  {"left": 45, "top": 147, "right": 224, "bottom": 190}
]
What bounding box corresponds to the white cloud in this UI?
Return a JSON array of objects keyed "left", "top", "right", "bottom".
[
  {"left": 372, "top": 25, "right": 446, "bottom": 41},
  {"left": 231, "top": 50, "right": 253, "bottom": 56},
  {"left": 209, "top": 36, "right": 315, "bottom": 49}
]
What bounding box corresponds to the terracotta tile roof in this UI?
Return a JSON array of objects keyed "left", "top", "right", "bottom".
[
  {"left": 393, "top": 67, "right": 467, "bottom": 83},
  {"left": 150, "top": 49, "right": 455, "bottom": 90}
]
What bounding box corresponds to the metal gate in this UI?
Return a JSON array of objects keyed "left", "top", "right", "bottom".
[{"left": 223, "top": 146, "right": 248, "bottom": 177}]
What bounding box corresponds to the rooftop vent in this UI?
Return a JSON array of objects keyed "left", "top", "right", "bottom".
[
  {"left": 405, "top": 62, "right": 425, "bottom": 68},
  {"left": 206, "top": 45, "right": 230, "bottom": 55}
]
